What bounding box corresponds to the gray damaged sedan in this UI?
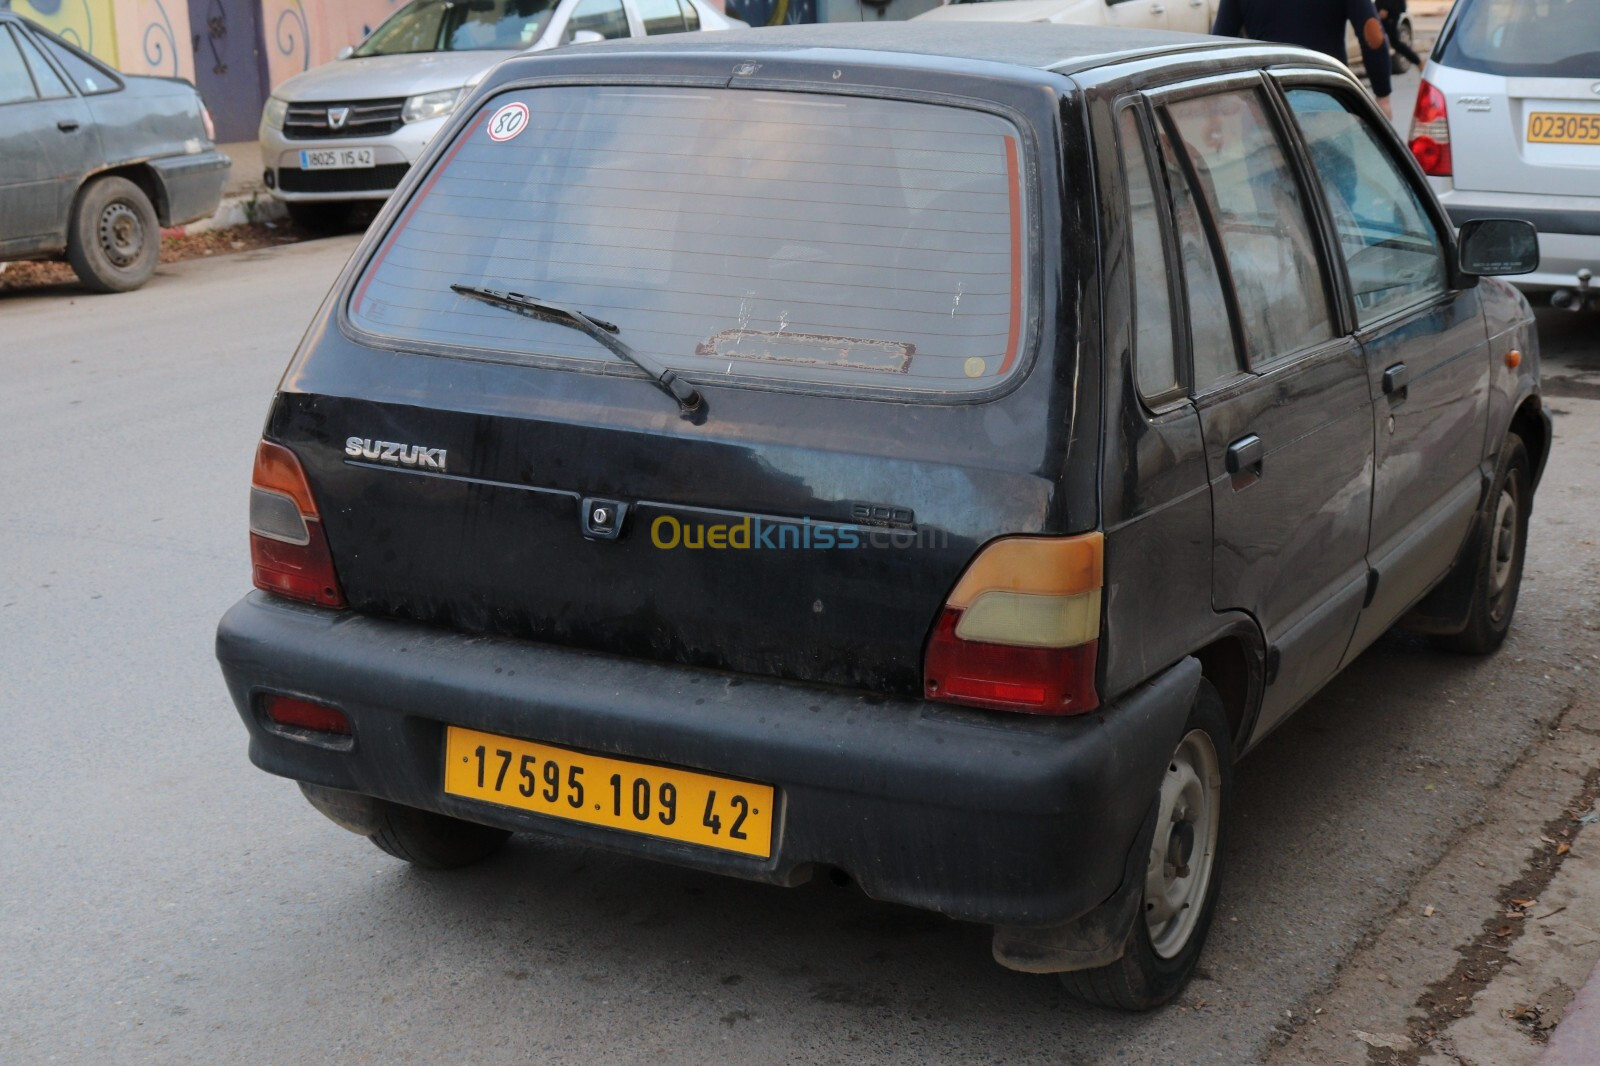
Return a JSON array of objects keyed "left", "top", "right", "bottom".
[{"left": 0, "top": 12, "right": 230, "bottom": 293}]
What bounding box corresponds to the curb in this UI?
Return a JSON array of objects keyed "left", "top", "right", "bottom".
[
  {"left": 162, "top": 191, "right": 284, "bottom": 238},
  {"left": 1539, "top": 957, "right": 1600, "bottom": 1066}
]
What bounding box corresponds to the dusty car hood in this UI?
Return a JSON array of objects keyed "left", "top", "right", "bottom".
[
  {"left": 912, "top": 0, "right": 1108, "bottom": 22},
  {"left": 272, "top": 50, "right": 523, "bottom": 103}
]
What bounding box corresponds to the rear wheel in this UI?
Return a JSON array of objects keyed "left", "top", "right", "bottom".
[
  {"left": 367, "top": 802, "right": 511, "bottom": 869},
  {"left": 1061, "top": 681, "right": 1232, "bottom": 1011},
  {"left": 67, "top": 176, "right": 160, "bottom": 293},
  {"left": 1433, "top": 435, "right": 1530, "bottom": 654}
]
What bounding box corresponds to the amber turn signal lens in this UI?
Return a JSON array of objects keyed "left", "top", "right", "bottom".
[
  {"left": 249, "top": 439, "right": 346, "bottom": 609},
  {"left": 1505, "top": 349, "right": 1522, "bottom": 369},
  {"left": 924, "top": 533, "right": 1103, "bottom": 716}
]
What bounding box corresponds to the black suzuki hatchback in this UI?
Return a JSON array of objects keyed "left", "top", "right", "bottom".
[{"left": 218, "top": 22, "right": 1550, "bottom": 1009}]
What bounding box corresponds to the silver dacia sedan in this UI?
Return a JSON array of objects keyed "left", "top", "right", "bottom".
[{"left": 257, "top": 0, "right": 742, "bottom": 228}]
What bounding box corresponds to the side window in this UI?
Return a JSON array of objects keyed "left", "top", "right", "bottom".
[
  {"left": 679, "top": 0, "right": 700, "bottom": 31},
  {"left": 1166, "top": 90, "right": 1336, "bottom": 366},
  {"left": 36, "top": 31, "right": 118, "bottom": 94},
  {"left": 567, "top": 0, "right": 631, "bottom": 39},
  {"left": 638, "top": 0, "right": 686, "bottom": 34},
  {"left": 14, "top": 29, "right": 71, "bottom": 99},
  {"left": 0, "top": 28, "right": 40, "bottom": 105},
  {"left": 1155, "top": 123, "right": 1242, "bottom": 394},
  {"left": 1116, "top": 107, "right": 1183, "bottom": 403},
  {"left": 1286, "top": 88, "right": 1448, "bottom": 326}
]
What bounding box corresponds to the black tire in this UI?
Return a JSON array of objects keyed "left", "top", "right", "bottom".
[
  {"left": 286, "top": 201, "right": 350, "bottom": 232},
  {"left": 1061, "top": 680, "right": 1233, "bottom": 1011},
  {"left": 367, "top": 802, "right": 511, "bottom": 869},
  {"left": 66, "top": 176, "right": 160, "bottom": 293},
  {"left": 1433, "top": 435, "right": 1531, "bottom": 655}
]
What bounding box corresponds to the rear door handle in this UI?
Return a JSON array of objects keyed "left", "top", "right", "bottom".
[
  {"left": 1382, "top": 362, "right": 1410, "bottom": 399},
  {"left": 1225, "top": 433, "right": 1264, "bottom": 476},
  {"left": 57, "top": 119, "right": 80, "bottom": 132}
]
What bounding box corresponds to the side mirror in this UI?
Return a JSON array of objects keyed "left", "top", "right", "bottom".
[
  {"left": 568, "top": 29, "right": 605, "bottom": 44},
  {"left": 1457, "top": 218, "right": 1540, "bottom": 277},
  {"left": 336, "top": 45, "right": 355, "bottom": 60}
]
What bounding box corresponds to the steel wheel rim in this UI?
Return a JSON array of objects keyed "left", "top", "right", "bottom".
[
  {"left": 98, "top": 202, "right": 144, "bottom": 268},
  {"left": 1143, "top": 728, "right": 1222, "bottom": 959},
  {"left": 1489, "top": 482, "right": 1521, "bottom": 612}
]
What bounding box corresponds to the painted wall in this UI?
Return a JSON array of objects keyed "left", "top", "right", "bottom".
[
  {"left": 6, "top": 0, "right": 194, "bottom": 80},
  {"left": 261, "top": 0, "right": 400, "bottom": 89}
]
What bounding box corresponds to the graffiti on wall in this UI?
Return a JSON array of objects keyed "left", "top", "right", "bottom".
[
  {"left": 115, "top": 0, "right": 192, "bottom": 79},
  {"left": 261, "top": 0, "right": 398, "bottom": 90},
  {"left": 6, "top": 0, "right": 193, "bottom": 79},
  {"left": 7, "top": 0, "right": 118, "bottom": 58}
]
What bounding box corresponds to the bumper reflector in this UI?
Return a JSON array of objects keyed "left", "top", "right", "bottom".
[{"left": 263, "top": 694, "right": 351, "bottom": 735}]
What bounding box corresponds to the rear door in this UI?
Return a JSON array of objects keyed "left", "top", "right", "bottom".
[
  {"left": 1281, "top": 79, "right": 1489, "bottom": 659},
  {"left": 1433, "top": 0, "right": 1600, "bottom": 198},
  {"left": 0, "top": 24, "right": 95, "bottom": 253},
  {"left": 1151, "top": 76, "right": 1374, "bottom": 738},
  {"left": 1162, "top": 0, "right": 1215, "bottom": 34},
  {"left": 1105, "top": 0, "right": 1172, "bottom": 30}
]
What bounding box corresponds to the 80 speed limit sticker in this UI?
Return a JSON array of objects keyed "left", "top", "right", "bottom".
[{"left": 487, "top": 101, "right": 529, "bottom": 142}]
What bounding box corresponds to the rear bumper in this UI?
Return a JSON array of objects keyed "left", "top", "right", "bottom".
[
  {"left": 148, "top": 150, "right": 231, "bottom": 227},
  {"left": 216, "top": 592, "right": 1199, "bottom": 927}
]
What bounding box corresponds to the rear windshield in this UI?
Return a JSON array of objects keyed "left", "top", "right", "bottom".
[
  {"left": 1438, "top": 0, "right": 1600, "bottom": 77},
  {"left": 348, "top": 86, "right": 1032, "bottom": 397}
]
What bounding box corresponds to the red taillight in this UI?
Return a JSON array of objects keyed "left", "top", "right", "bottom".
[
  {"left": 922, "top": 534, "right": 1103, "bottom": 716},
  {"left": 264, "top": 694, "right": 351, "bottom": 735},
  {"left": 925, "top": 609, "right": 1099, "bottom": 714},
  {"left": 249, "top": 440, "right": 345, "bottom": 608},
  {"left": 1410, "top": 80, "right": 1452, "bottom": 177}
]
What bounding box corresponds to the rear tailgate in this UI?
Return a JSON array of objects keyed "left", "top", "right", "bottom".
[
  {"left": 1434, "top": 0, "right": 1600, "bottom": 198},
  {"left": 275, "top": 74, "right": 1079, "bottom": 698},
  {"left": 1445, "top": 72, "right": 1600, "bottom": 197}
]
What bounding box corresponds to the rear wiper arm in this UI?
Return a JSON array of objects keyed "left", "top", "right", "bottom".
[{"left": 450, "top": 284, "right": 704, "bottom": 418}]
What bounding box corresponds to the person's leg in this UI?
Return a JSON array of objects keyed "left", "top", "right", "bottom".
[{"left": 1384, "top": 11, "right": 1424, "bottom": 66}]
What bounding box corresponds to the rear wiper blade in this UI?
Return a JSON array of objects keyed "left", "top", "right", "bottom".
[{"left": 450, "top": 284, "right": 704, "bottom": 418}]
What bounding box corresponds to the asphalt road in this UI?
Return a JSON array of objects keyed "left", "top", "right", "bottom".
[{"left": 2, "top": 237, "right": 1597, "bottom": 1065}]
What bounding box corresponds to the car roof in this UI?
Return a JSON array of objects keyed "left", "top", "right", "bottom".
[{"left": 518, "top": 21, "right": 1257, "bottom": 77}]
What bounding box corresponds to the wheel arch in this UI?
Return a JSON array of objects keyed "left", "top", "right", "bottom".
[
  {"left": 1510, "top": 394, "right": 1551, "bottom": 494},
  {"left": 1190, "top": 621, "right": 1266, "bottom": 755},
  {"left": 71, "top": 162, "right": 171, "bottom": 227}
]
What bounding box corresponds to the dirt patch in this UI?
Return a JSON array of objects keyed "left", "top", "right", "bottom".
[{"left": 0, "top": 223, "right": 313, "bottom": 293}]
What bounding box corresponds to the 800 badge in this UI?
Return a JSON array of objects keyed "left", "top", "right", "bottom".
[{"left": 487, "top": 101, "right": 529, "bottom": 142}]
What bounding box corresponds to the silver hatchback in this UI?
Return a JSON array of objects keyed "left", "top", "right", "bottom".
[
  {"left": 1411, "top": 0, "right": 1600, "bottom": 304},
  {"left": 259, "top": 0, "right": 741, "bottom": 228}
]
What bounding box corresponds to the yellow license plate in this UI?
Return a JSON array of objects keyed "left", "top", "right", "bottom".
[
  {"left": 1527, "top": 112, "right": 1600, "bottom": 145},
  {"left": 443, "top": 726, "right": 775, "bottom": 858}
]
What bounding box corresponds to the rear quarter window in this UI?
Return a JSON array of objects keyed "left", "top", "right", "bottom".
[{"left": 348, "top": 85, "right": 1033, "bottom": 398}]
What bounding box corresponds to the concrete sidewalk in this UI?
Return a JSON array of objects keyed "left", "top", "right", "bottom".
[{"left": 1541, "top": 958, "right": 1600, "bottom": 1066}]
